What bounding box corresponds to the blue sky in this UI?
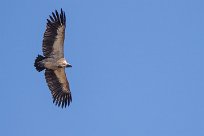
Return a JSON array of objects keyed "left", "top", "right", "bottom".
[{"left": 0, "top": 0, "right": 203, "bottom": 136}]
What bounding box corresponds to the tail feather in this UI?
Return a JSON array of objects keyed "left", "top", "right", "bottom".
[{"left": 34, "top": 55, "right": 45, "bottom": 72}]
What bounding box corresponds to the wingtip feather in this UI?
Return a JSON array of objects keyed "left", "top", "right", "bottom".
[{"left": 52, "top": 91, "right": 72, "bottom": 108}]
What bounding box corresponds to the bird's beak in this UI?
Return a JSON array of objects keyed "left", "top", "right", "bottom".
[{"left": 66, "top": 64, "right": 72, "bottom": 68}]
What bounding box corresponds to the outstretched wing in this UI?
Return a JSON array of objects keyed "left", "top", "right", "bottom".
[
  {"left": 43, "top": 9, "right": 66, "bottom": 58},
  {"left": 45, "top": 69, "right": 72, "bottom": 108}
]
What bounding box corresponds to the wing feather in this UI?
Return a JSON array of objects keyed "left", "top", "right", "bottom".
[
  {"left": 42, "top": 9, "right": 66, "bottom": 58},
  {"left": 45, "top": 69, "right": 72, "bottom": 108},
  {"left": 49, "top": 15, "right": 55, "bottom": 22}
]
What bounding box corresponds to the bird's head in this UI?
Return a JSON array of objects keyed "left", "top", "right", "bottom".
[
  {"left": 58, "top": 58, "right": 72, "bottom": 68},
  {"left": 65, "top": 62, "right": 72, "bottom": 68}
]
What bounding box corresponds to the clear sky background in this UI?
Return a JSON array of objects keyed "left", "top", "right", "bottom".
[{"left": 0, "top": 0, "right": 203, "bottom": 136}]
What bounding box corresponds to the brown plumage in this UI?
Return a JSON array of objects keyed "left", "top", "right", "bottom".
[{"left": 34, "top": 9, "right": 72, "bottom": 108}]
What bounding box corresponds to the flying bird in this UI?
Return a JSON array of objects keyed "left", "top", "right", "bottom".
[{"left": 34, "top": 9, "right": 72, "bottom": 108}]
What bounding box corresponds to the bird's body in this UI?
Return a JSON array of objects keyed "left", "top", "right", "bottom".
[
  {"left": 34, "top": 9, "right": 72, "bottom": 108},
  {"left": 40, "top": 57, "right": 70, "bottom": 70}
]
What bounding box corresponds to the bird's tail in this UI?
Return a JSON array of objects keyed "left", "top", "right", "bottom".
[{"left": 34, "top": 55, "right": 45, "bottom": 72}]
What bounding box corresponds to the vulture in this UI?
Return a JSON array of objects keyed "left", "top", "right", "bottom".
[{"left": 34, "top": 9, "right": 72, "bottom": 108}]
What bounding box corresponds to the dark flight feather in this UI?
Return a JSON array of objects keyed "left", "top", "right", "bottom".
[
  {"left": 45, "top": 69, "right": 72, "bottom": 108},
  {"left": 43, "top": 9, "right": 66, "bottom": 58}
]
